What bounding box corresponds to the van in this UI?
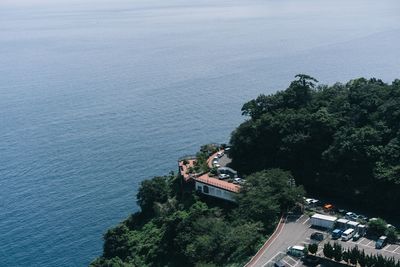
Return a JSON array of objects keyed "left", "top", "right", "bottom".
[
  {"left": 287, "top": 245, "right": 305, "bottom": 257},
  {"left": 375, "top": 236, "right": 387, "bottom": 249},
  {"left": 341, "top": 228, "right": 355, "bottom": 241},
  {"left": 332, "top": 229, "right": 343, "bottom": 240}
]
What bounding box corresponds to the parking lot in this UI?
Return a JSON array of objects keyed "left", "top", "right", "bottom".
[
  {"left": 249, "top": 214, "right": 400, "bottom": 267},
  {"left": 251, "top": 214, "right": 314, "bottom": 267},
  {"left": 334, "top": 236, "right": 400, "bottom": 259}
]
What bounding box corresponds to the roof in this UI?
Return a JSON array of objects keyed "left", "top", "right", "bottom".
[
  {"left": 311, "top": 213, "right": 337, "bottom": 222},
  {"left": 196, "top": 173, "right": 240, "bottom": 193},
  {"left": 291, "top": 245, "right": 305, "bottom": 250},
  {"left": 337, "top": 218, "right": 349, "bottom": 223},
  {"left": 347, "top": 221, "right": 359, "bottom": 226}
]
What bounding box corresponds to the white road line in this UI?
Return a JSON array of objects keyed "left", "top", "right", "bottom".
[
  {"left": 293, "top": 259, "right": 301, "bottom": 267},
  {"left": 282, "top": 259, "right": 293, "bottom": 267},
  {"left": 254, "top": 224, "right": 286, "bottom": 267},
  {"left": 264, "top": 251, "right": 284, "bottom": 266},
  {"left": 366, "top": 240, "right": 373, "bottom": 246},
  {"left": 357, "top": 237, "right": 365, "bottom": 245},
  {"left": 393, "top": 246, "right": 400, "bottom": 253},
  {"left": 302, "top": 217, "right": 310, "bottom": 225},
  {"left": 287, "top": 255, "right": 297, "bottom": 262},
  {"left": 383, "top": 245, "right": 391, "bottom": 252},
  {"left": 317, "top": 248, "right": 323, "bottom": 255},
  {"left": 296, "top": 215, "right": 304, "bottom": 222}
]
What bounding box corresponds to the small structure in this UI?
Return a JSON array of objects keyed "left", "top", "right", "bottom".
[
  {"left": 323, "top": 203, "right": 334, "bottom": 212},
  {"left": 310, "top": 214, "right": 337, "bottom": 229},
  {"left": 347, "top": 220, "right": 359, "bottom": 230},
  {"left": 336, "top": 218, "right": 349, "bottom": 230},
  {"left": 357, "top": 224, "right": 367, "bottom": 236},
  {"left": 178, "top": 150, "right": 240, "bottom": 202}
]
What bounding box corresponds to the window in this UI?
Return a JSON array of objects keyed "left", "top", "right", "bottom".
[
  {"left": 197, "top": 186, "right": 202, "bottom": 192},
  {"left": 203, "top": 185, "right": 209, "bottom": 194}
]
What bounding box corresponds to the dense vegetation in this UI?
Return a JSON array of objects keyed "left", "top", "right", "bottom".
[
  {"left": 90, "top": 168, "right": 304, "bottom": 267},
  {"left": 317, "top": 242, "right": 400, "bottom": 267},
  {"left": 229, "top": 75, "right": 400, "bottom": 213}
]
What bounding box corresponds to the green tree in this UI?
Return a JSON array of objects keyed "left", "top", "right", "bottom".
[
  {"left": 308, "top": 243, "right": 318, "bottom": 255},
  {"left": 368, "top": 218, "right": 387, "bottom": 238},
  {"left": 358, "top": 250, "right": 367, "bottom": 267},
  {"left": 386, "top": 227, "right": 398, "bottom": 243},
  {"left": 236, "top": 169, "right": 304, "bottom": 228},
  {"left": 349, "top": 246, "right": 359, "bottom": 265},
  {"left": 137, "top": 176, "right": 170, "bottom": 213},
  {"left": 333, "top": 242, "right": 343, "bottom": 262},
  {"left": 323, "top": 243, "right": 334, "bottom": 259}
]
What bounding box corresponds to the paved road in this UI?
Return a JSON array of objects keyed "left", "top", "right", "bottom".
[
  {"left": 249, "top": 213, "right": 400, "bottom": 267},
  {"left": 251, "top": 214, "right": 314, "bottom": 267}
]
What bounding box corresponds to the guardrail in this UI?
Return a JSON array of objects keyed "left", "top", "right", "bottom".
[{"left": 178, "top": 155, "right": 197, "bottom": 161}]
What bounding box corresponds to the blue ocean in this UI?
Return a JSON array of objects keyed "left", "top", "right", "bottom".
[{"left": 1, "top": 0, "right": 399, "bottom": 266}]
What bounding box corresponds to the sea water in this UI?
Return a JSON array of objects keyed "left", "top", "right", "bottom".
[{"left": 1, "top": 0, "right": 399, "bottom": 266}]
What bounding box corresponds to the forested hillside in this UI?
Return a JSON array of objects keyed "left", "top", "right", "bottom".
[
  {"left": 90, "top": 169, "right": 304, "bottom": 267},
  {"left": 229, "top": 75, "right": 400, "bottom": 213}
]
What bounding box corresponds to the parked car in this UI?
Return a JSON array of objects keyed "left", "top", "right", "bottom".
[
  {"left": 218, "top": 174, "right": 229, "bottom": 180},
  {"left": 287, "top": 245, "right": 306, "bottom": 258},
  {"left": 233, "top": 177, "right": 242, "bottom": 184},
  {"left": 274, "top": 261, "right": 286, "bottom": 267},
  {"left": 310, "top": 232, "right": 324, "bottom": 241},
  {"left": 341, "top": 228, "right": 355, "bottom": 241},
  {"left": 332, "top": 229, "right": 343, "bottom": 240},
  {"left": 376, "top": 236, "right": 388, "bottom": 249},
  {"left": 345, "top": 212, "right": 358, "bottom": 221},
  {"left": 353, "top": 233, "right": 361, "bottom": 241}
]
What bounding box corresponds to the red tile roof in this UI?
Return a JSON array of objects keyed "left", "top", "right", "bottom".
[{"left": 196, "top": 173, "right": 240, "bottom": 193}]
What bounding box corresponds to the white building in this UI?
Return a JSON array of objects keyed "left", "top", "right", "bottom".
[{"left": 195, "top": 180, "right": 237, "bottom": 202}]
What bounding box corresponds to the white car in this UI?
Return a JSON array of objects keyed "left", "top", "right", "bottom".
[{"left": 218, "top": 174, "right": 230, "bottom": 180}]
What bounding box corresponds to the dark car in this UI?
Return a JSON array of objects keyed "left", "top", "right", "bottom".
[
  {"left": 353, "top": 233, "right": 361, "bottom": 241},
  {"left": 376, "top": 236, "right": 387, "bottom": 249},
  {"left": 274, "top": 260, "right": 286, "bottom": 267},
  {"left": 310, "top": 232, "right": 324, "bottom": 241}
]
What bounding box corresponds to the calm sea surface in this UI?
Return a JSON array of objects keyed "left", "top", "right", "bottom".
[{"left": 1, "top": 0, "right": 399, "bottom": 266}]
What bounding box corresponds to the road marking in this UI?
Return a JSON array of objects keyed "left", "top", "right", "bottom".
[
  {"left": 366, "top": 240, "right": 373, "bottom": 247},
  {"left": 296, "top": 215, "right": 304, "bottom": 222},
  {"left": 394, "top": 246, "right": 400, "bottom": 253},
  {"left": 250, "top": 217, "right": 286, "bottom": 267},
  {"left": 263, "top": 251, "right": 284, "bottom": 266},
  {"left": 287, "top": 255, "right": 298, "bottom": 263},
  {"left": 383, "top": 245, "right": 392, "bottom": 252},
  {"left": 357, "top": 237, "right": 365, "bottom": 245},
  {"left": 282, "top": 259, "right": 292, "bottom": 267},
  {"left": 302, "top": 217, "right": 310, "bottom": 225}
]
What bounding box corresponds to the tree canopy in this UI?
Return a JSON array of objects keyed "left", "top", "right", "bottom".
[
  {"left": 230, "top": 76, "right": 400, "bottom": 213},
  {"left": 91, "top": 165, "right": 303, "bottom": 266}
]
